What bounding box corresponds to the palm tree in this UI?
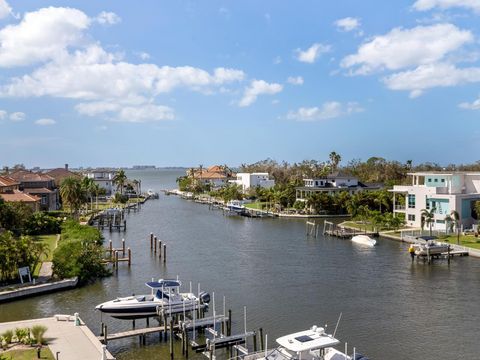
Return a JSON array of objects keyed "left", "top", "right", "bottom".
[
  {"left": 450, "top": 210, "right": 460, "bottom": 244},
  {"left": 60, "top": 177, "right": 85, "bottom": 219},
  {"left": 421, "top": 208, "right": 436, "bottom": 236},
  {"left": 374, "top": 190, "right": 391, "bottom": 213},
  {"left": 328, "top": 151, "right": 342, "bottom": 172},
  {"left": 113, "top": 169, "right": 127, "bottom": 195},
  {"left": 81, "top": 177, "right": 96, "bottom": 212}
]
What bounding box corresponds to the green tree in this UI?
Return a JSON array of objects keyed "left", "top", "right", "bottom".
[
  {"left": 421, "top": 208, "right": 436, "bottom": 236},
  {"left": 113, "top": 169, "right": 128, "bottom": 195},
  {"left": 329, "top": 151, "right": 342, "bottom": 172},
  {"left": 60, "top": 177, "right": 85, "bottom": 219}
]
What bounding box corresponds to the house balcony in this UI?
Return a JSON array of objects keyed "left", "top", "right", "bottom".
[{"left": 394, "top": 205, "right": 406, "bottom": 212}]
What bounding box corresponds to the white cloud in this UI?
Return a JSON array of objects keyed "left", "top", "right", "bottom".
[
  {"left": 35, "top": 118, "right": 56, "bottom": 126},
  {"left": 9, "top": 111, "right": 25, "bottom": 121},
  {"left": 335, "top": 17, "right": 361, "bottom": 32},
  {"left": 0, "top": 109, "right": 6, "bottom": 119},
  {"left": 273, "top": 56, "right": 282, "bottom": 65},
  {"left": 0, "top": 0, "right": 12, "bottom": 19},
  {"left": 0, "top": 7, "right": 90, "bottom": 67},
  {"left": 287, "top": 76, "right": 304, "bottom": 85},
  {"left": 0, "top": 6, "right": 246, "bottom": 122},
  {"left": 341, "top": 23, "right": 473, "bottom": 74},
  {"left": 413, "top": 0, "right": 480, "bottom": 13},
  {"left": 296, "top": 43, "right": 331, "bottom": 64},
  {"left": 459, "top": 96, "right": 480, "bottom": 109},
  {"left": 76, "top": 101, "right": 174, "bottom": 123},
  {"left": 383, "top": 63, "right": 480, "bottom": 97},
  {"left": 137, "top": 51, "right": 150, "bottom": 60},
  {"left": 286, "top": 102, "right": 363, "bottom": 122},
  {"left": 239, "top": 80, "right": 283, "bottom": 107},
  {"left": 96, "top": 11, "right": 121, "bottom": 25}
]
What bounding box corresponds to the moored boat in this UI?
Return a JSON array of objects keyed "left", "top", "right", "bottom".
[
  {"left": 351, "top": 235, "right": 377, "bottom": 247},
  {"left": 243, "top": 325, "right": 368, "bottom": 360},
  {"left": 95, "top": 279, "right": 210, "bottom": 319},
  {"left": 413, "top": 236, "right": 449, "bottom": 256}
]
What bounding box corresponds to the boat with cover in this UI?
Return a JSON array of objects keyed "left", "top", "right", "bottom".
[
  {"left": 351, "top": 235, "right": 377, "bottom": 247},
  {"left": 243, "top": 325, "right": 369, "bottom": 360},
  {"left": 413, "top": 236, "right": 449, "bottom": 256},
  {"left": 95, "top": 279, "right": 210, "bottom": 319}
]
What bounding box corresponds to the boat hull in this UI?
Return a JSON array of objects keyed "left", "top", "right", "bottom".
[{"left": 351, "top": 235, "right": 377, "bottom": 247}]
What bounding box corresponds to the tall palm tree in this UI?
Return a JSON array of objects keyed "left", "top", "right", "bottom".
[
  {"left": 81, "top": 177, "right": 96, "bottom": 211},
  {"left": 113, "top": 169, "right": 127, "bottom": 195},
  {"left": 421, "top": 208, "right": 436, "bottom": 236},
  {"left": 450, "top": 210, "right": 460, "bottom": 244},
  {"left": 60, "top": 177, "right": 85, "bottom": 218},
  {"left": 328, "top": 151, "right": 342, "bottom": 172}
]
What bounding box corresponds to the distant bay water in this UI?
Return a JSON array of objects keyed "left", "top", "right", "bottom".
[{"left": 1, "top": 169, "right": 479, "bottom": 359}]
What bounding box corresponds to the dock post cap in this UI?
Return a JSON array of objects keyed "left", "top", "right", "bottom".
[
  {"left": 101, "top": 344, "right": 107, "bottom": 360},
  {"left": 74, "top": 312, "right": 80, "bottom": 326}
]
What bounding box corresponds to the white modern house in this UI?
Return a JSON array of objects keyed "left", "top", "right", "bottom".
[
  {"left": 391, "top": 172, "right": 480, "bottom": 230},
  {"left": 85, "top": 169, "right": 117, "bottom": 196},
  {"left": 232, "top": 173, "right": 275, "bottom": 192},
  {"left": 295, "top": 173, "right": 378, "bottom": 201}
]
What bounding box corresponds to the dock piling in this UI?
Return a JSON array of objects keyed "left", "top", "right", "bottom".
[
  {"left": 150, "top": 233, "right": 153, "bottom": 250},
  {"left": 163, "top": 244, "right": 167, "bottom": 263},
  {"left": 154, "top": 236, "right": 157, "bottom": 254}
]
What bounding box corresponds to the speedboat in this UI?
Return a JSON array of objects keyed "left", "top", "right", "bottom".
[
  {"left": 351, "top": 235, "right": 377, "bottom": 247},
  {"left": 225, "top": 200, "right": 246, "bottom": 214},
  {"left": 413, "top": 236, "right": 449, "bottom": 256},
  {"left": 243, "top": 325, "right": 368, "bottom": 360},
  {"left": 95, "top": 279, "right": 210, "bottom": 319}
]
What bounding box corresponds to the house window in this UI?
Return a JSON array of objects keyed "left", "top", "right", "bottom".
[
  {"left": 428, "top": 178, "right": 432, "bottom": 182},
  {"left": 41, "top": 195, "right": 47, "bottom": 205},
  {"left": 408, "top": 214, "right": 415, "bottom": 221},
  {"left": 441, "top": 179, "right": 445, "bottom": 183},
  {"left": 408, "top": 194, "right": 416, "bottom": 208},
  {"left": 434, "top": 179, "right": 438, "bottom": 182}
]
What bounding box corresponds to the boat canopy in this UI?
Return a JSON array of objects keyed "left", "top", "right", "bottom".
[
  {"left": 145, "top": 279, "right": 181, "bottom": 289},
  {"left": 416, "top": 236, "right": 438, "bottom": 242}
]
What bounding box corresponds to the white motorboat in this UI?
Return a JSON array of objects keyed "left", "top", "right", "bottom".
[
  {"left": 95, "top": 279, "right": 210, "bottom": 319},
  {"left": 243, "top": 325, "right": 369, "bottom": 360},
  {"left": 351, "top": 235, "right": 377, "bottom": 247},
  {"left": 225, "top": 200, "right": 246, "bottom": 214},
  {"left": 413, "top": 236, "right": 449, "bottom": 256}
]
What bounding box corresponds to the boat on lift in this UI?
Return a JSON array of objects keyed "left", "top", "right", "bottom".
[
  {"left": 95, "top": 279, "right": 210, "bottom": 319},
  {"left": 412, "top": 236, "right": 449, "bottom": 256},
  {"left": 351, "top": 235, "right": 377, "bottom": 247},
  {"left": 243, "top": 325, "right": 369, "bottom": 360}
]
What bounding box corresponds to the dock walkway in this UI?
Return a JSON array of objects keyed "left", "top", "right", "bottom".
[{"left": 0, "top": 316, "right": 114, "bottom": 360}]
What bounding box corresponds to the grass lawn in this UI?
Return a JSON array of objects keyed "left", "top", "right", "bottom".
[
  {"left": 341, "top": 221, "right": 376, "bottom": 231},
  {"left": 438, "top": 234, "right": 480, "bottom": 249},
  {"left": 32, "top": 234, "right": 58, "bottom": 277},
  {"left": 33, "top": 235, "right": 58, "bottom": 261},
  {"left": 244, "top": 202, "right": 268, "bottom": 210},
  {"left": 2, "top": 347, "right": 55, "bottom": 360}
]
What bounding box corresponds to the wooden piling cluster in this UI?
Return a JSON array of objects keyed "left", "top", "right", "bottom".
[
  {"left": 103, "top": 238, "right": 131, "bottom": 267},
  {"left": 149, "top": 232, "right": 167, "bottom": 263}
]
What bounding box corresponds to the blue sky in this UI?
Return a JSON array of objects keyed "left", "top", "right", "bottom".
[{"left": 1, "top": 0, "right": 480, "bottom": 168}]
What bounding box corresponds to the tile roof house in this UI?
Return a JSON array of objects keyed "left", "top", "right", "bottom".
[
  {"left": 8, "top": 170, "right": 58, "bottom": 211},
  {"left": 0, "top": 175, "right": 40, "bottom": 211},
  {"left": 44, "top": 164, "right": 81, "bottom": 188},
  {"left": 189, "top": 165, "right": 235, "bottom": 188}
]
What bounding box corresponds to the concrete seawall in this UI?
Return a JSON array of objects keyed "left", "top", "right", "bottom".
[{"left": 0, "top": 277, "right": 78, "bottom": 303}]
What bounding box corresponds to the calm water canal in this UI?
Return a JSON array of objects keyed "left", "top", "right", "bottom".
[{"left": 1, "top": 169, "right": 480, "bottom": 359}]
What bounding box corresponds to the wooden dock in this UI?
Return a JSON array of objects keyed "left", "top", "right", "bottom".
[
  {"left": 98, "top": 324, "right": 177, "bottom": 343},
  {"left": 323, "top": 221, "right": 378, "bottom": 238}
]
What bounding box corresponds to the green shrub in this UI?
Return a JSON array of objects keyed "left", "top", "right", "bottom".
[
  {"left": 14, "top": 327, "right": 30, "bottom": 344},
  {"left": 24, "top": 212, "right": 62, "bottom": 235},
  {"left": 61, "top": 220, "right": 102, "bottom": 245},
  {"left": 1, "top": 329, "right": 13, "bottom": 344},
  {"left": 30, "top": 325, "right": 47, "bottom": 345}
]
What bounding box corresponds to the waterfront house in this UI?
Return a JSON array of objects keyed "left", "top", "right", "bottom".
[
  {"left": 295, "top": 172, "right": 378, "bottom": 201},
  {"left": 84, "top": 168, "right": 117, "bottom": 196},
  {"left": 232, "top": 172, "right": 275, "bottom": 192},
  {"left": 0, "top": 175, "right": 40, "bottom": 211},
  {"left": 44, "top": 164, "right": 81, "bottom": 188},
  {"left": 391, "top": 172, "right": 480, "bottom": 230},
  {"left": 189, "top": 165, "right": 234, "bottom": 188},
  {"left": 8, "top": 170, "right": 58, "bottom": 211}
]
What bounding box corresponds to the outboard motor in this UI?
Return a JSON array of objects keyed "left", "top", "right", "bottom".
[
  {"left": 199, "top": 291, "right": 211, "bottom": 304},
  {"left": 354, "top": 354, "right": 369, "bottom": 360}
]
